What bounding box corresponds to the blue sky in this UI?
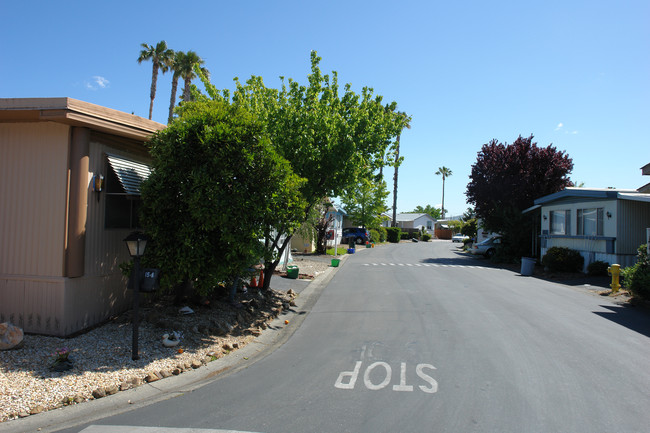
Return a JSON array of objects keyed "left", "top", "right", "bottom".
[{"left": 2, "top": 1, "right": 648, "bottom": 217}]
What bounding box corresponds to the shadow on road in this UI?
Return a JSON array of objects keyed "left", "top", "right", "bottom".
[
  {"left": 593, "top": 304, "right": 650, "bottom": 338},
  {"left": 420, "top": 253, "right": 499, "bottom": 269}
]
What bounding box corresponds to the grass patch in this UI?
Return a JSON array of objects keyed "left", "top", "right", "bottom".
[{"left": 326, "top": 247, "right": 348, "bottom": 255}]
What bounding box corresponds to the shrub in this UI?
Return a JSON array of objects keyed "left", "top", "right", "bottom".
[
  {"left": 621, "top": 244, "right": 650, "bottom": 301},
  {"left": 587, "top": 260, "right": 609, "bottom": 276},
  {"left": 369, "top": 229, "right": 380, "bottom": 243},
  {"left": 422, "top": 233, "right": 432, "bottom": 242},
  {"left": 541, "top": 247, "right": 584, "bottom": 272},
  {"left": 400, "top": 232, "right": 411, "bottom": 240},
  {"left": 386, "top": 227, "right": 401, "bottom": 243},
  {"left": 369, "top": 226, "right": 387, "bottom": 242}
]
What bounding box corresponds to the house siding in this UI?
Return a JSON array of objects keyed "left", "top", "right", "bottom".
[
  {"left": 0, "top": 122, "right": 69, "bottom": 277},
  {"left": 617, "top": 200, "right": 650, "bottom": 255}
]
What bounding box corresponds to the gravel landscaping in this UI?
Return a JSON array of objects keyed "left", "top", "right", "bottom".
[{"left": 0, "top": 257, "right": 332, "bottom": 423}]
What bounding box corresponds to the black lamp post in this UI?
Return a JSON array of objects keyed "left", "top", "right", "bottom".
[{"left": 124, "top": 231, "right": 148, "bottom": 360}]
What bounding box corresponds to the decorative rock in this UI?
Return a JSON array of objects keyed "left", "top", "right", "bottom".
[
  {"left": 222, "top": 343, "right": 232, "bottom": 351},
  {"left": 29, "top": 405, "right": 44, "bottom": 415},
  {"left": 232, "top": 342, "right": 239, "bottom": 349},
  {"left": 129, "top": 376, "right": 142, "bottom": 387},
  {"left": 160, "top": 369, "right": 172, "bottom": 378},
  {"left": 172, "top": 367, "right": 182, "bottom": 375},
  {"left": 0, "top": 322, "right": 24, "bottom": 350},
  {"left": 18, "top": 411, "right": 30, "bottom": 418},
  {"left": 190, "top": 360, "right": 202, "bottom": 369},
  {"left": 250, "top": 329, "right": 262, "bottom": 337},
  {"left": 287, "top": 289, "right": 295, "bottom": 296},
  {"left": 145, "top": 372, "right": 159, "bottom": 383},
  {"left": 290, "top": 300, "right": 297, "bottom": 307},
  {"left": 203, "top": 356, "right": 214, "bottom": 363},
  {"left": 119, "top": 382, "right": 131, "bottom": 391},
  {"left": 74, "top": 394, "right": 84, "bottom": 403},
  {"left": 92, "top": 388, "right": 106, "bottom": 399},
  {"left": 106, "top": 385, "right": 119, "bottom": 395},
  {"left": 260, "top": 322, "right": 267, "bottom": 330},
  {"left": 206, "top": 351, "right": 218, "bottom": 357}
]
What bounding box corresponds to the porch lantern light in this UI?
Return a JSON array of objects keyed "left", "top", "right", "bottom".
[
  {"left": 124, "top": 231, "right": 148, "bottom": 257},
  {"left": 123, "top": 231, "right": 149, "bottom": 360},
  {"left": 606, "top": 211, "right": 612, "bottom": 219}
]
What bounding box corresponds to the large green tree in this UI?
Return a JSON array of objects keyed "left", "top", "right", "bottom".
[
  {"left": 194, "top": 52, "right": 405, "bottom": 285},
  {"left": 140, "top": 100, "right": 306, "bottom": 294},
  {"left": 412, "top": 204, "right": 442, "bottom": 219},
  {"left": 137, "top": 41, "right": 174, "bottom": 120},
  {"left": 466, "top": 135, "right": 573, "bottom": 257},
  {"left": 341, "top": 177, "right": 389, "bottom": 229}
]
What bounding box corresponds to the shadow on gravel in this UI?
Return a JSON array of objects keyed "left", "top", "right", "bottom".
[{"left": 593, "top": 304, "right": 650, "bottom": 338}]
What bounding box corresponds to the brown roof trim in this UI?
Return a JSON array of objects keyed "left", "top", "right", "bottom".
[{"left": 0, "top": 97, "right": 166, "bottom": 141}]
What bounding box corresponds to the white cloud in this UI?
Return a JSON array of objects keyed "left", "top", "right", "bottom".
[
  {"left": 85, "top": 76, "right": 110, "bottom": 90},
  {"left": 555, "top": 122, "right": 578, "bottom": 135},
  {"left": 94, "top": 76, "right": 109, "bottom": 88}
]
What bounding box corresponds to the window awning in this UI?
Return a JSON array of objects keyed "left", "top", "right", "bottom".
[{"left": 106, "top": 153, "right": 151, "bottom": 195}]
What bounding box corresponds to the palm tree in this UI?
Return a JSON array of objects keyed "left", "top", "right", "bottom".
[
  {"left": 178, "top": 50, "right": 209, "bottom": 102},
  {"left": 167, "top": 51, "right": 185, "bottom": 123},
  {"left": 435, "top": 166, "right": 452, "bottom": 219},
  {"left": 137, "top": 41, "right": 174, "bottom": 120},
  {"left": 392, "top": 112, "right": 411, "bottom": 227}
]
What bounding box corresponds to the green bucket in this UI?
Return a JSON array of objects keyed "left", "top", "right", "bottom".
[
  {"left": 331, "top": 258, "right": 340, "bottom": 267},
  {"left": 286, "top": 265, "right": 299, "bottom": 279}
]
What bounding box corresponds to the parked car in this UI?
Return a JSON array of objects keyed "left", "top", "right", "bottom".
[
  {"left": 341, "top": 227, "right": 370, "bottom": 245},
  {"left": 470, "top": 235, "right": 501, "bottom": 258},
  {"left": 452, "top": 233, "right": 470, "bottom": 243}
]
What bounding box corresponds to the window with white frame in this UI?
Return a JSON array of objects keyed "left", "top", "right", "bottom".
[
  {"left": 577, "top": 208, "right": 603, "bottom": 236},
  {"left": 427, "top": 220, "right": 432, "bottom": 230},
  {"left": 550, "top": 210, "right": 571, "bottom": 235}
]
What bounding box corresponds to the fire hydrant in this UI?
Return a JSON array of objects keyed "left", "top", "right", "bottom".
[{"left": 608, "top": 263, "right": 621, "bottom": 293}]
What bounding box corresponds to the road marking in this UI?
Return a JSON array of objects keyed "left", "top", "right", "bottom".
[
  {"left": 79, "top": 427, "right": 263, "bottom": 433},
  {"left": 335, "top": 361, "right": 438, "bottom": 393},
  {"left": 362, "top": 263, "right": 500, "bottom": 270}
]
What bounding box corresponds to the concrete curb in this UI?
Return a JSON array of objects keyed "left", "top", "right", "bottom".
[{"left": 0, "top": 257, "right": 351, "bottom": 433}]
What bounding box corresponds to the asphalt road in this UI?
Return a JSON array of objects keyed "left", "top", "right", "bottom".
[{"left": 20, "top": 241, "right": 650, "bottom": 432}]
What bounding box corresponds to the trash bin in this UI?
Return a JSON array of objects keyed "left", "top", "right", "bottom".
[
  {"left": 520, "top": 257, "right": 535, "bottom": 276},
  {"left": 286, "top": 265, "right": 299, "bottom": 279},
  {"left": 347, "top": 248, "right": 355, "bottom": 254},
  {"left": 331, "top": 258, "right": 340, "bottom": 267}
]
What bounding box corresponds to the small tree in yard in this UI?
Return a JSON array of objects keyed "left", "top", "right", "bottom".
[
  {"left": 466, "top": 135, "right": 573, "bottom": 258},
  {"left": 341, "top": 177, "right": 389, "bottom": 229},
  {"left": 140, "top": 100, "right": 306, "bottom": 295}
]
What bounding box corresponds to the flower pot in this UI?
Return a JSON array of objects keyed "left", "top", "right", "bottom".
[{"left": 286, "top": 265, "right": 299, "bottom": 279}]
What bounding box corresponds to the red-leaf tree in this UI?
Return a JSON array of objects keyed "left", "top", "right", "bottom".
[{"left": 466, "top": 135, "right": 573, "bottom": 256}]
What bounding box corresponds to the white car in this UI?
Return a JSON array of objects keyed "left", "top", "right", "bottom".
[
  {"left": 451, "top": 234, "right": 470, "bottom": 243},
  {"left": 470, "top": 235, "right": 502, "bottom": 258}
]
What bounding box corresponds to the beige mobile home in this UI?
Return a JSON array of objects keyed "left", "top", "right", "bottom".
[{"left": 0, "top": 98, "right": 165, "bottom": 336}]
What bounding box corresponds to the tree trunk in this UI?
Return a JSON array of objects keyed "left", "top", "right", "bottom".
[
  {"left": 441, "top": 176, "right": 445, "bottom": 219},
  {"left": 149, "top": 63, "right": 158, "bottom": 120},
  {"left": 392, "top": 133, "right": 401, "bottom": 227},
  {"left": 168, "top": 75, "right": 179, "bottom": 123},
  {"left": 183, "top": 78, "right": 191, "bottom": 102}
]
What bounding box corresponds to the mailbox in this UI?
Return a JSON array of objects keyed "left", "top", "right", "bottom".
[{"left": 128, "top": 268, "right": 160, "bottom": 292}]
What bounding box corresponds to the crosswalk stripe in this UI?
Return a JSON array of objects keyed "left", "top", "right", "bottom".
[
  {"left": 79, "top": 426, "right": 263, "bottom": 433},
  {"left": 362, "top": 262, "right": 499, "bottom": 269}
]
